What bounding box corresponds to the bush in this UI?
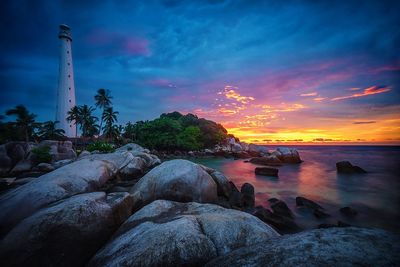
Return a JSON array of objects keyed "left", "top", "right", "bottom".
[
  {"left": 31, "top": 146, "right": 52, "bottom": 163},
  {"left": 86, "top": 141, "right": 115, "bottom": 153}
]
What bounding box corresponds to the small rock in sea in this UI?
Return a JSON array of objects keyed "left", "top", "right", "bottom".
[
  {"left": 336, "top": 161, "right": 367, "bottom": 174},
  {"left": 340, "top": 206, "right": 358, "bottom": 216},
  {"left": 255, "top": 167, "right": 279, "bottom": 177},
  {"left": 249, "top": 156, "right": 282, "bottom": 166},
  {"left": 296, "top": 196, "right": 324, "bottom": 210},
  {"left": 313, "top": 208, "right": 330, "bottom": 218}
]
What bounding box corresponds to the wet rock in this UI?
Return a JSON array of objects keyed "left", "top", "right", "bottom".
[
  {"left": 0, "top": 192, "right": 133, "bottom": 267},
  {"left": 205, "top": 227, "right": 400, "bottom": 267},
  {"left": 340, "top": 206, "right": 358, "bottom": 217},
  {"left": 253, "top": 206, "right": 300, "bottom": 234},
  {"left": 129, "top": 159, "right": 218, "bottom": 211},
  {"left": 87, "top": 200, "right": 279, "bottom": 267},
  {"left": 296, "top": 196, "right": 324, "bottom": 210},
  {"left": 336, "top": 161, "right": 367, "bottom": 174},
  {"left": 270, "top": 200, "right": 294, "bottom": 219},
  {"left": 255, "top": 167, "right": 279, "bottom": 177},
  {"left": 240, "top": 183, "right": 255, "bottom": 208}
]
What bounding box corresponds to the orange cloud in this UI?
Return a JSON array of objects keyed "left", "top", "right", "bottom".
[
  {"left": 313, "top": 97, "right": 326, "bottom": 102},
  {"left": 220, "top": 86, "right": 255, "bottom": 104},
  {"left": 331, "top": 85, "right": 391, "bottom": 101}
]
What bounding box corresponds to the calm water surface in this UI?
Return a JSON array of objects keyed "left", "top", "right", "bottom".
[{"left": 192, "top": 146, "right": 400, "bottom": 232}]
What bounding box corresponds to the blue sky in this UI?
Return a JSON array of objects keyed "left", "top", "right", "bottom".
[{"left": 1, "top": 0, "right": 399, "bottom": 143}]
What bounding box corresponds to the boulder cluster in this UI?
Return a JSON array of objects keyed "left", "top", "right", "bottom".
[{"left": 0, "top": 143, "right": 397, "bottom": 266}]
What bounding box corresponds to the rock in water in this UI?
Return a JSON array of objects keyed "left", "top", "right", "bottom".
[
  {"left": 129, "top": 159, "right": 218, "bottom": 211},
  {"left": 275, "top": 147, "right": 302, "bottom": 163},
  {"left": 296, "top": 196, "right": 324, "bottom": 210},
  {"left": 210, "top": 171, "right": 232, "bottom": 198},
  {"left": 0, "top": 192, "right": 133, "bottom": 267},
  {"left": 0, "top": 156, "right": 125, "bottom": 237},
  {"left": 336, "top": 161, "right": 367, "bottom": 174},
  {"left": 87, "top": 200, "right": 279, "bottom": 267},
  {"left": 240, "top": 183, "right": 255, "bottom": 208},
  {"left": 270, "top": 200, "right": 294, "bottom": 219},
  {"left": 255, "top": 167, "right": 279, "bottom": 177},
  {"left": 205, "top": 227, "right": 400, "bottom": 267}
]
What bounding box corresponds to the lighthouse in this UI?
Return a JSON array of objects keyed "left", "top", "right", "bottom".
[{"left": 56, "top": 24, "right": 76, "bottom": 137}]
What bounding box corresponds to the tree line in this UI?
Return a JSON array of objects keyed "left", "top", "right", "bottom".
[{"left": 1, "top": 90, "right": 230, "bottom": 151}]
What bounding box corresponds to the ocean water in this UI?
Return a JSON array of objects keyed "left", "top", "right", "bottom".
[{"left": 192, "top": 146, "right": 400, "bottom": 233}]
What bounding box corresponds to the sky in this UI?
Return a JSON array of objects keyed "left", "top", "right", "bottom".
[{"left": 1, "top": 0, "right": 399, "bottom": 145}]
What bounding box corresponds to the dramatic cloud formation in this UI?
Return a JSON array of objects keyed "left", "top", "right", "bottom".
[{"left": 0, "top": 0, "right": 399, "bottom": 144}]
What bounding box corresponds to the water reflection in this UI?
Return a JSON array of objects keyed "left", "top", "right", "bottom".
[{"left": 192, "top": 146, "right": 400, "bottom": 233}]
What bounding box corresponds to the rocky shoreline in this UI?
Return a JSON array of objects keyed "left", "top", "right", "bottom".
[{"left": 0, "top": 142, "right": 398, "bottom": 266}]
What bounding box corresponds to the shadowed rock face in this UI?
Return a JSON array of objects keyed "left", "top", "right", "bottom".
[
  {"left": 88, "top": 200, "right": 280, "bottom": 267},
  {"left": 336, "top": 161, "right": 367, "bottom": 174},
  {"left": 130, "top": 159, "right": 218, "bottom": 211},
  {"left": 205, "top": 227, "right": 400, "bottom": 267},
  {"left": 0, "top": 192, "right": 133, "bottom": 267}
]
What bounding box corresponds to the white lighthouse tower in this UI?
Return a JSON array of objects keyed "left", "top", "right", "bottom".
[{"left": 56, "top": 24, "right": 76, "bottom": 137}]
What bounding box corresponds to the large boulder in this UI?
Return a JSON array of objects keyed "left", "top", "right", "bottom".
[
  {"left": 0, "top": 156, "right": 125, "bottom": 237},
  {"left": 336, "top": 161, "right": 367, "bottom": 174},
  {"left": 231, "top": 143, "right": 243, "bottom": 153},
  {"left": 0, "top": 192, "right": 133, "bottom": 267},
  {"left": 209, "top": 171, "right": 231, "bottom": 198},
  {"left": 0, "top": 145, "right": 12, "bottom": 175},
  {"left": 129, "top": 159, "right": 218, "bottom": 211},
  {"left": 275, "top": 147, "right": 302, "bottom": 163},
  {"left": 240, "top": 183, "right": 255, "bottom": 209},
  {"left": 88, "top": 200, "right": 279, "bottom": 267},
  {"left": 205, "top": 227, "right": 400, "bottom": 266},
  {"left": 247, "top": 144, "right": 268, "bottom": 154}
]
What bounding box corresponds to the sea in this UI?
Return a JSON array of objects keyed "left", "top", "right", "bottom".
[{"left": 192, "top": 145, "right": 400, "bottom": 233}]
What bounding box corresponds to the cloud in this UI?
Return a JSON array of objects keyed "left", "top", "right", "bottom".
[
  {"left": 331, "top": 85, "right": 391, "bottom": 101},
  {"left": 219, "top": 86, "right": 255, "bottom": 104},
  {"left": 300, "top": 92, "right": 317, "bottom": 96},
  {"left": 313, "top": 97, "right": 326, "bottom": 102},
  {"left": 353, "top": 121, "right": 376, "bottom": 124}
]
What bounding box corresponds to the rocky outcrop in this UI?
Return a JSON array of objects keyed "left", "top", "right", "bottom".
[
  {"left": 115, "top": 143, "right": 149, "bottom": 153},
  {"left": 0, "top": 192, "right": 133, "bottom": 267},
  {"left": 130, "top": 159, "right": 218, "bottom": 211},
  {"left": 0, "top": 155, "right": 126, "bottom": 236},
  {"left": 274, "top": 147, "right": 302, "bottom": 163},
  {"left": 205, "top": 227, "right": 400, "bottom": 266},
  {"left": 255, "top": 167, "right": 279, "bottom": 177},
  {"left": 336, "top": 161, "right": 367, "bottom": 174},
  {"left": 88, "top": 200, "right": 279, "bottom": 267}
]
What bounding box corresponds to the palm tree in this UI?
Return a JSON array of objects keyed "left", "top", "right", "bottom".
[
  {"left": 102, "top": 107, "right": 119, "bottom": 140},
  {"left": 67, "top": 106, "right": 81, "bottom": 137},
  {"left": 38, "top": 121, "right": 65, "bottom": 140},
  {"left": 94, "top": 89, "right": 112, "bottom": 135},
  {"left": 6, "top": 105, "right": 38, "bottom": 142},
  {"left": 79, "top": 105, "right": 99, "bottom": 137}
]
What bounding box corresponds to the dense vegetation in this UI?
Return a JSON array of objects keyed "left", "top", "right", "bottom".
[
  {"left": 123, "top": 112, "right": 228, "bottom": 151},
  {"left": 1, "top": 89, "right": 230, "bottom": 151}
]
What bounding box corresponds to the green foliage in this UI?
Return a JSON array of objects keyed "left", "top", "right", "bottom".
[
  {"left": 31, "top": 146, "right": 52, "bottom": 163},
  {"left": 5, "top": 105, "right": 38, "bottom": 142},
  {"left": 86, "top": 141, "right": 115, "bottom": 153},
  {"left": 177, "top": 126, "right": 203, "bottom": 150},
  {"left": 124, "top": 112, "right": 228, "bottom": 151}
]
